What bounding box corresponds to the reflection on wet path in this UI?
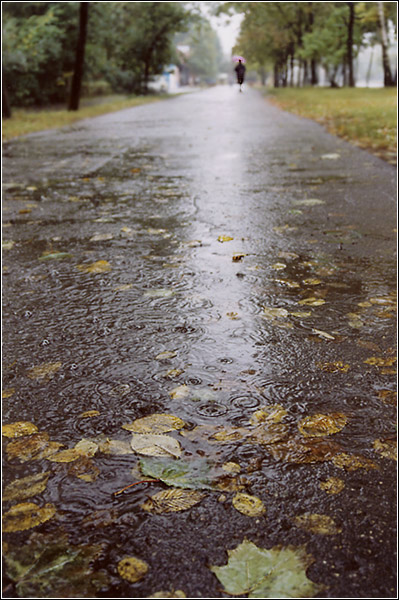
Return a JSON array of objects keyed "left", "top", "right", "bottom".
[{"left": 2, "top": 87, "right": 396, "bottom": 598}]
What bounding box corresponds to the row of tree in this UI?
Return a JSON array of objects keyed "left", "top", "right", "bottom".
[
  {"left": 2, "top": 1, "right": 225, "bottom": 114},
  {"left": 221, "top": 2, "right": 397, "bottom": 88}
]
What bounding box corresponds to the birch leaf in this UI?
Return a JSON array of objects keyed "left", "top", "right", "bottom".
[
  {"left": 131, "top": 433, "right": 182, "bottom": 458},
  {"left": 76, "top": 260, "right": 111, "bottom": 274},
  {"left": 27, "top": 362, "right": 62, "bottom": 380},
  {"left": 117, "top": 557, "right": 148, "bottom": 583},
  {"left": 298, "top": 297, "right": 325, "bottom": 306},
  {"left": 298, "top": 413, "right": 347, "bottom": 438},
  {"left": 122, "top": 413, "right": 186, "bottom": 434},
  {"left": 2, "top": 421, "right": 39, "bottom": 438},
  {"left": 3, "top": 472, "right": 50, "bottom": 502},
  {"left": 293, "top": 513, "right": 342, "bottom": 535},
  {"left": 218, "top": 235, "right": 234, "bottom": 242},
  {"left": 373, "top": 439, "right": 396, "bottom": 460},
  {"left": 2, "top": 502, "right": 56, "bottom": 532},
  {"left": 139, "top": 456, "right": 214, "bottom": 490},
  {"left": 141, "top": 489, "right": 205, "bottom": 513},
  {"left": 332, "top": 452, "right": 377, "bottom": 471},
  {"left": 169, "top": 385, "right": 190, "bottom": 400},
  {"left": 232, "top": 493, "right": 266, "bottom": 517},
  {"left": 319, "top": 477, "right": 345, "bottom": 495},
  {"left": 6, "top": 434, "right": 63, "bottom": 462},
  {"left": 210, "top": 539, "right": 322, "bottom": 598}
]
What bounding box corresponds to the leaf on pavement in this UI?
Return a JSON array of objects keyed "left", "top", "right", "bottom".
[
  {"left": 373, "top": 439, "right": 396, "bottom": 460},
  {"left": 6, "top": 433, "right": 63, "bottom": 462},
  {"left": 78, "top": 410, "right": 101, "bottom": 419},
  {"left": 141, "top": 489, "right": 205, "bottom": 514},
  {"left": 249, "top": 404, "right": 287, "bottom": 425},
  {"left": 332, "top": 452, "right": 377, "bottom": 471},
  {"left": 293, "top": 513, "right": 342, "bottom": 535},
  {"left": 298, "top": 297, "right": 325, "bottom": 306},
  {"left": 232, "top": 493, "right": 266, "bottom": 517},
  {"left": 117, "top": 557, "right": 148, "bottom": 583},
  {"left": 218, "top": 235, "right": 234, "bottom": 242},
  {"left": 319, "top": 477, "right": 345, "bottom": 495},
  {"left": 131, "top": 433, "right": 182, "bottom": 458},
  {"left": 2, "top": 502, "right": 56, "bottom": 532},
  {"left": 293, "top": 198, "right": 325, "bottom": 206},
  {"left": 76, "top": 260, "right": 111, "bottom": 274},
  {"left": 2, "top": 421, "right": 39, "bottom": 438},
  {"left": 267, "top": 436, "right": 341, "bottom": 464},
  {"left": 147, "top": 590, "right": 186, "bottom": 598},
  {"left": 3, "top": 472, "right": 50, "bottom": 502},
  {"left": 155, "top": 350, "right": 177, "bottom": 360},
  {"left": 298, "top": 413, "right": 347, "bottom": 438},
  {"left": 210, "top": 539, "right": 322, "bottom": 598},
  {"left": 27, "top": 362, "right": 62, "bottom": 380},
  {"left": 139, "top": 456, "right": 215, "bottom": 490},
  {"left": 122, "top": 413, "right": 186, "bottom": 434}
]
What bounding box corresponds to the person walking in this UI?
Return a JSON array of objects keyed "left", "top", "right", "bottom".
[{"left": 234, "top": 59, "right": 246, "bottom": 92}]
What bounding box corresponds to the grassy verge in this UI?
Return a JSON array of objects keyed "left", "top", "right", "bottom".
[
  {"left": 2, "top": 94, "right": 166, "bottom": 142},
  {"left": 266, "top": 87, "right": 397, "bottom": 164}
]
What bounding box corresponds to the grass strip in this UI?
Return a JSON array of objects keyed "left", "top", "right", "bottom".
[
  {"left": 266, "top": 87, "right": 397, "bottom": 164},
  {"left": 2, "top": 94, "right": 166, "bottom": 142}
]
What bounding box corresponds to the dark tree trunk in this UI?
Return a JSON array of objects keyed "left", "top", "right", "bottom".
[
  {"left": 2, "top": 74, "right": 11, "bottom": 118},
  {"left": 273, "top": 63, "right": 280, "bottom": 88},
  {"left": 68, "top": 2, "right": 89, "bottom": 111},
  {"left": 311, "top": 59, "right": 318, "bottom": 85},
  {"left": 378, "top": 1, "right": 395, "bottom": 86},
  {"left": 346, "top": 2, "right": 355, "bottom": 87}
]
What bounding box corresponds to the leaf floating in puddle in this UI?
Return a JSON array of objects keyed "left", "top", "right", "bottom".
[
  {"left": 144, "top": 288, "right": 175, "bottom": 298},
  {"left": 321, "top": 153, "right": 340, "bottom": 160},
  {"left": 218, "top": 235, "right": 234, "bottom": 242},
  {"left": 275, "top": 278, "right": 301, "bottom": 289},
  {"left": 76, "top": 260, "right": 111, "bottom": 274},
  {"left": 169, "top": 384, "right": 190, "bottom": 400},
  {"left": 210, "top": 539, "right": 322, "bottom": 598},
  {"left": 332, "top": 452, "right": 377, "bottom": 471},
  {"left": 293, "top": 513, "right": 342, "bottom": 535},
  {"left": 318, "top": 361, "right": 350, "bottom": 373},
  {"left": 148, "top": 591, "right": 186, "bottom": 598},
  {"left": 47, "top": 448, "right": 82, "bottom": 463},
  {"left": 364, "top": 356, "right": 397, "bottom": 367},
  {"left": 2, "top": 388, "right": 15, "bottom": 399},
  {"left": 78, "top": 410, "right": 100, "bottom": 419},
  {"left": 68, "top": 457, "right": 101, "bottom": 482},
  {"left": 38, "top": 252, "right": 73, "bottom": 261},
  {"left": 267, "top": 437, "right": 341, "bottom": 464},
  {"left": 3, "top": 472, "right": 50, "bottom": 502},
  {"left": 271, "top": 262, "right": 287, "bottom": 271},
  {"left": 312, "top": 329, "right": 335, "bottom": 340},
  {"left": 298, "top": 297, "right": 325, "bottom": 306},
  {"left": 2, "top": 502, "right": 56, "bottom": 532},
  {"left": 155, "top": 350, "right": 177, "bottom": 360},
  {"left": 377, "top": 389, "right": 397, "bottom": 404},
  {"left": 293, "top": 198, "right": 325, "bottom": 206},
  {"left": 131, "top": 433, "right": 182, "bottom": 458},
  {"left": 2, "top": 421, "right": 39, "bottom": 438},
  {"left": 139, "top": 456, "right": 215, "bottom": 490},
  {"left": 123, "top": 413, "right": 186, "bottom": 434},
  {"left": 3, "top": 240, "right": 16, "bottom": 250},
  {"left": 114, "top": 283, "right": 132, "bottom": 292},
  {"left": 373, "top": 439, "right": 396, "bottom": 460},
  {"left": 117, "top": 556, "right": 148, "bottom": 583},
  {"left": 141, "top": 489, "right": 205, "bottom": 514},
  {"left": 232, "top": 493, "right": 266, "bottom": 517},
  {"left": 27, "top": 362, "right": 62, "bottom": 380},
  {"left": 319, "top": 477, "right": 345, "bottom": 495},
  {"left": 98, "top": 438, "right": 133, "bottom": 455},
  {"left": 263, "top": 306, "right": 289, "bottom": 318},
  {"left": 163, "top": 368, "right": 184, "bottom": 379},
  {"left": 90, "top": 233, "right": 114, "bottom": 242},
  {"left": 6, "top": 433, "right": 64, "bottom": 462},
  {"left": 303, "top": 278, "right": 322, "bottom": 286},
  {"left": 3, "top": 530, "right": 108, "bottom": 597},
  {"left": 298, "top": 413, "right": 347, "bottom": 437},
  {"left": 249, "top": 405, "right": 288, "bottom": 425}
]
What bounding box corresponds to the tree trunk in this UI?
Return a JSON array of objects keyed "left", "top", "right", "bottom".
[
  {"left": 290, "top": 53, "right": 295, "bottom": 87},
  {"left": 68, "top": 2, "right": 89, "bottom": 111},
  {"left": 273, "top": 63, "right": 280, "bottom": 88},
  {"left": 346, "top": 2, "right": 355, "bottom": 87},
  {"left": 377, "top": 1, "right": 395, "bottom": 86},
  {"left": 2, "top": 74, "right": 11, "bottom": 119}
]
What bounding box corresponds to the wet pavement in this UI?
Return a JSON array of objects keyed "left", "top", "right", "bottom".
[{"left": 2, "top": 85, "right": 397, "bottom": 598}]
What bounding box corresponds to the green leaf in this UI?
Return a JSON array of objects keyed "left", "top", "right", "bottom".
[
  {"left": 139, "top": 456, "right": 215, "bottom": 490},
  {"left": 210, "top": 540, "right": 322, "bottom": 598},
  {"left": 3, "top": 531, "right": 108, "bottom": 598}
]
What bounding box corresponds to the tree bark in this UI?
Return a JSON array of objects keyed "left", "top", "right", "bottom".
[
  {"left": 68, "top": 2, "right": 89, "bottom": 111},
  {"left": 377, "top": 1, "right": 395, "bottom": 86},
  {"left": 346, "top": 2, "right": 355, "bottom": 87}
]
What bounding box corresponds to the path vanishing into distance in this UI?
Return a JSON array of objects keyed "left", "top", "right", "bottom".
[{"left": 2, "top": 86, "right": 397, "bottom": 598}]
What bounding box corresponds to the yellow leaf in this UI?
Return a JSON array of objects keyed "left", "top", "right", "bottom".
[
  {"left": 222, "top": 462, "right": 241, "bottom": 474},
  {"left": 98, "top": 438, "right": 133, "bottom": 455},
  {"left": 2, "top": 421, "right": 38, "bottom": 438},
  {"left": 298, "top": 297, "right": 325, "bottom": 306},
  {"left": 163, "top": 368, "right": 184, "bottom": 379},
  {"left": 319, "top": 477, "right": 345, "bottom": 495},
  {"left": 6, "top": 434, "right": 63, "bottom": 462},
  {"left": 155, "top": 350, "right": 177, "bottom": 360},
  {"left": 122, "top": 414, "right": 186, "bottom": 434},
  {"left": 263, "top": 306, "right": 289, "bottom": 318},
  {"left": 3, "top": 472, "right": 50, "bottom": 502},
  {"left": 298, "top": 413, "right": 347, "bottom": 438},
  {"left": 47, "top": 448, "right": 82, "bottom": 463},
  {"left": 141, "top": 489, "right": 205, "bottom": 513},
  {"left": 78, "top": 410, "right": 100, "bottom": 419},
  {"left": 364, "top": 356, "right": 397, "bottom": 367},
  {"left": 130, "top": 433, "right": 182, "bottom": 458},
  {"left": 271, "top": 263, "right": 287, "bottom": 271},
  {"left": 312, "top": 329, "right": 335, "bottom": 340},
  {"left": 2, "top": 388, "right": 15, "bottom": 399},
  {"left": 373, "top": 439, "right": 396, "bottom": 460},
  {"left": 232, "top": 254, "right": 246, "bottom": 262},
  {"left": 332, "top": 452, "right": 377, "bottom": 471},
  {"left": 232, "top": 492, "right": 266, "bottom": 517},
  {"left": 76, "top": 260, "right": 111, "bottom": 274},
  {"left": 117, "top": 557, "right": 149, "bottom": 583},
  {"left": 169, "top": 385, "right": 190, "bottom": 400},
  {"left": 2, "top": 502, "right": 56, "bottom": 532},
  {"left": 249, "top": 405, "right": 287, "bottom": 425},
  {"left": 218, "top": 235, "right": 234, "bottom": 242},
  {"left": 303, "top": 278, "right": 322, "bottom": 285},
  {"left": 27, "top": 362, "right": 62, "bottom": 380},
  {"left": 318, "top": 361, "right": 350, "bottom": 373},
  {"left": 293, "top": 513, "right": 341, "bottom": 535}
]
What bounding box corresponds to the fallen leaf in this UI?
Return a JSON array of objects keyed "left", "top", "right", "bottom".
[
  {"left": 267, "top": 437, "right": 341, "bottom": 464},
  {"left": 303, "top": 278, "right": 322, "bottom": 285},
  {"left": 27, "top": 362, "right": 62, "bottom": 380},
  {"left": 249, "top": 404, "right": 288, "bottom": 425},
  {"left": 98, "top": 438, "right": 133, "bottom": 455},
  {"left": 3, "top": 472, "right": 50, "bottom": 502},
  {"left": 155, "top": 350, "right": 177, "bottom": 360},
  {"left": 78, "top": 410, "right": 100, "bottom": 419},
  {"left": 232, "top": 254, "right": 246, "bottom": 262},
  {"left": 318, "top": 361, "right": 350, "bottom": 373},
  {"left": 373, "top": 439, "right": 396, "bottom": 460},
  {"left": 144, "top": 288, "right": 175, "bottom": 298},
  {"left": 3, "top": 240, "right": 15, "bottom": 250},
  {"left": 163, "top": 368, "right": 184, "bottom": 379},
  {"left": 293, "top": 513, "right": 342, "bottom": 535},
  {"left": 141, "top": 489, "right": 205, "bottom": 513},
  {"left": 147, "top": 591, "right": 186, "bottom": 598},
  {"left": 321, "top": 153, "right": 340, "bottom": 160},
  {"left": 90, "top": 233, "right": 114, "bottom": 242},
  {"left": 139, "top": 456, "right": 215, "bottom": 490},
  {"left": 293, "top": 198, "right": 325, "bottom": 206},
  {"left": 298, "top": 297, "right": 325, "bottom": 306},
  {"left": 117, "top": 557, "right": 148, "bottom": 583},
  {"left": 2, "top": 421, "right": 39, "bottom": 438},
  {"left": 332, "top": 452, "right": 377, "bottom": 471},
  {"left": 222, "top": 462, "right": 241, "bottom": 474},
  {"left": 67, "top": 457, "right": 101, "bottom": 482},
  {"left": 210, "top": 539, "right": 322, "bottom": 598},
  {"left": 131, "top": 433, "right": 182, "bottom": 458},
  {"left": 377, "top": 389, "right": 396, "bottom": 404},
  {"left": 232, "top": 493, "right": 266, "bottom": 517},
  {"left": 6, "top": 434, "right": 63, "bottom": 462},
  {"left": 38, "top": 252, "right": 72, "bottom": 261},
  {"left": 271, "top": 262, "right": 287, "bottom": 270},
  {"left": 2, "top": 388, "right": 15, "bottom": 399},
  {"left": 263, "top": 306, "right": 289, "bottom": 318},
  {"left": 47, "top": 448, "right": 82, "bottom": 463},
  {"left": 298, "top": 413, "right": 347, "bottom": 438},
  {"left": 3, "top": 531, "right": 107, "bottom": 597},
  {"left": 76, "top": 260, "right": 111, "bottom": 274},
  {"left": 319, "top": 477, "right": 345, "bottom": 495},
  {"left": 218, "top": 235, "right": 234, "bottom": 242},
  {"left": 169, "top": 385, "right": 190, "bottom": 400},
  {"left": 364, "top": 356, "right": 397, "bottom": 367},
  {"left": 312, "top": 329, "right": 335, "bottom": 340},
  {"left": 2, "top": 502, "right": 56, "bottom": 532},
  {"left": 122, "top": 414, "right": 186, "bottom": 434}
]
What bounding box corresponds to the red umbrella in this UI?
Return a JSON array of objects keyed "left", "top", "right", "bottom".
[{"left": 232, "top": 55, "right": 246, "bottom": 63}]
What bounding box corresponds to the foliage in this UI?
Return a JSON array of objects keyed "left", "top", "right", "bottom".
[{"left": 175, "top": 17, "right": 224, "bottom": 83}]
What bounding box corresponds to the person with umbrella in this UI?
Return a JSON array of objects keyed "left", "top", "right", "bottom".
[{"left": 233, "top": 56, "right": 246, "bottom": 92}]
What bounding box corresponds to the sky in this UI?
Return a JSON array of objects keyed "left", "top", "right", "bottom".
[{"left": 198, "top": 2, "right": 244, "bottom": 56}]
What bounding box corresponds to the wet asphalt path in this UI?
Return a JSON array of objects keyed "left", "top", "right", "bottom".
[{"left": 2, "top": 86, "right": 397, "bottom": 598}]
